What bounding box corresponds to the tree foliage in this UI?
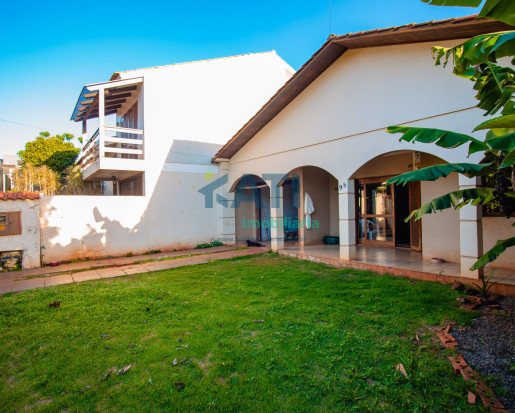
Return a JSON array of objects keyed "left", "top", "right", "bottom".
[
  {"left": 421, "top": 0, "right": 515, "bottom": 25},
  {"left": 17, "top": 132, "right": 80, "bottom": 176},
  {"left": 385, "top": 1, "right": 515, "bottom": 270},
  {"left": 61, "top": 165, "right": 107, "bottom": 195},
  {"left": 11, "top": 163, "right": 60, "bottom": 195}
]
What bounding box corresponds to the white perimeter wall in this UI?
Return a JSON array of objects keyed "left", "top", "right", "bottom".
[
  {"left": 40, "top": 169, "right": 220, "bottom": 263},
  {"left": 0, "top": 200, "right": 40, "bottom": 268}
]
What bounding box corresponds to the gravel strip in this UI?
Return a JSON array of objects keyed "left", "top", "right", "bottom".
[{"left": 451, "top": 296, "right": 515, "bottom": 412}]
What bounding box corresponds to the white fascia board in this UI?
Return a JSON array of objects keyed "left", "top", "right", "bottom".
[{"left": 86, "top": 77, "right": 143, "bottom": 91}]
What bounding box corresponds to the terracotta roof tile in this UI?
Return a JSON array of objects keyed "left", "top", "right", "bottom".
[{"left": 0, "top": 192, "right": 41, "bottom": 201}]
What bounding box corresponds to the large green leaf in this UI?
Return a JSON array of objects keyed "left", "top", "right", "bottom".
[
  {"left": 421, "top": 0, "right": 480, "bottom": 5},
  {"left": 386, "top": 126, "right": 489, "bottom": 155},
  {"left": 470, "top": 235, "right": 515, "bottom": 269},
  {"left": 500, "top": 148, "right": 515, "bottom": 167},
  {"left": 385, "top": 163, "right": 492, "bottom": 185},
  {"left": 478, "top": 0, "right": 515, "bottom": 26},
  {"left": 485, "top": 132, "right": 515, "bottom": 150},
  {"left": 474, "top": 114, "right": 515, "bottom": 131},
  {"left": 434, "top": 32, "right": 515, "bottom": 69},
  {"left": 406, "top": 188, "right": 497, "bottom": 221},
  {"left": 473, "top": 64, "right": 515, "bottom": 115},
  {"left": 462, "top": 31, "right": 515, "bottom": 66}
]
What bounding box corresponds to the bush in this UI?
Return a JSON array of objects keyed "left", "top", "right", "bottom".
[{"left": 195, "top": 241, "right": 224, "bottom": 249}]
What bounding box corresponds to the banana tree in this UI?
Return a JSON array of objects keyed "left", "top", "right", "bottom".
[{"left": 385, "top": 1, "right": 515, "bottom": 271}]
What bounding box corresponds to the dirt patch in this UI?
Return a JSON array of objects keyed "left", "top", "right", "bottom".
[
  {"left": 141, "top": 332, "right": 157, "bottom": 341},
  {"left": 240, "top": 330, "right": 259, "bottom": 340},
  {"left": 193, "top": 353, "right": 213, "bottom": 375},
  {"left": 450, "top": 296, "right": 514, "bottom": 412},
  {"left": 24, "top": 395, "right": 52, "bottom": 410}
]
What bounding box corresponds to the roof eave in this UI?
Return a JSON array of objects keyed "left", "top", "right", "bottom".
[{"left": 213, "top": 16, "right": 514, "bottom": 161}]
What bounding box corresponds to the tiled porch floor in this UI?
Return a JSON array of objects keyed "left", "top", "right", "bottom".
[{"left": 283, "top": 244, "right": 515, "bottom": 286}]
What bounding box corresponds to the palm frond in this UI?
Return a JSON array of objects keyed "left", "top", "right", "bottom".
[
  {"left": 385, "top": 163, "right": 491, "bottom": 185},
  {"left": 405, "top": 188, "right": 497, "bottom": 221}
]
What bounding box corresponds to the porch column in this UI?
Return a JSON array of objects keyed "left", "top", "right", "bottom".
[
  {"left": 270, "top": 186, "right": 284, "bottom": 251},
  {"left": 216, "top": 161, "right": 236, "bottom": 245},
  {"left": 339, "top": 179, "right": 357, "bottom": 261},
  {"left": 459, "top": 175, "right": 484, "bottom": 279},
  {"left": 98, "top": 86, "right": 105, "bottom": 157},
  {"left": 297, "top": 169, "right": 305, "bottom": 247},
  {"left": 82, "top": 120, "right": 87, "bottom": 148}
]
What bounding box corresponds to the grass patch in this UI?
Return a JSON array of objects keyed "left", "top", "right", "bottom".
[
  {"left": 195, "top": 241, "right": 224, "bottom": 249},
  {"left": 0, "top": 254, "right": 477, "bottom": 411},
  {"left": 143, "top": 250, "right": 162, "bottom": 255},
  {"left": 133, "top": 250, "right": 219, "bottom": 265}
]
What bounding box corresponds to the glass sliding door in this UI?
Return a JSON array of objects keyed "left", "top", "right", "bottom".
[{"left": 357, "top": 178, "right": 395, "bottom": 246}]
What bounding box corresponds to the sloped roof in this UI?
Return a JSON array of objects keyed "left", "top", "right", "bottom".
[
  {"left": 213, "top": 15, "right": 513, "bottom": 160},
  {"left": 0, "top": 192, "right": 40, "bottom": 201}
]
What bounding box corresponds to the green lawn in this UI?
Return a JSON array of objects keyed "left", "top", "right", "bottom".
[{"left": 0, "top": 253, "right": 480, "bottom": 412}]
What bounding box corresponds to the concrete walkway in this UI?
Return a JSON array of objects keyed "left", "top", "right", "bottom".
[{"left": 0, "top": 245, "right": 268, "bottom": 295}]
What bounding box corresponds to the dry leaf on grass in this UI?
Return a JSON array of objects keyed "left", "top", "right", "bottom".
[
  {"left": 395, "top": 363, "right": 408, "bottom": 378},
  {"left": 117, "top": 364, "right": 132, "bottom": 375},
  {"left": 47, "top": 301, "right": 60, "bottom": 308}
]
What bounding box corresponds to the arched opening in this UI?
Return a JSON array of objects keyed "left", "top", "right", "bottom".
[
  {"left": 350, "top": 150, "right": 458, "bottom": 261},
  {"left": 231, "top": 175, "right": 271, "bottom": 243},
  {"left": 281, "top": 166, "right": 339, "bottom": 246}
]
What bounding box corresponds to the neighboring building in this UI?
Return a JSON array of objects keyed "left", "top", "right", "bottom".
[
  {"left": 39, "top": 52, "right": 294, "bottom": 262},
  {"left": 71, "top": 51, "right": 294, "bottom": 196},
  {"left": 0, "top": 192, "right": 41, "bottom": 269},
  {"left": 0, "top": 155, "right": 19, "bottom": 192}
]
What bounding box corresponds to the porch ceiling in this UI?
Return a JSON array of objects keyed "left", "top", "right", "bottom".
[{"left": 83, "top": 168, "right": 143, "bottom": 182}]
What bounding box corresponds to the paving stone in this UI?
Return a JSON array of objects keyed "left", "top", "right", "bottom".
[
  {"left": 44, "top": 274, "right": 74, "bottom": 287},
  {"left": 95, "top": 268, "right": 126, "bottom": 279},
  {"left": 71, "top": 271, "right": 101, "bottom": 282},
  {"left": 121, "top": 265, "right": 151, "bottom": 275}
]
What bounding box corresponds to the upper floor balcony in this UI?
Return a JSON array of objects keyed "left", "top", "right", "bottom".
[{"left": 71, "top": 77, "right": 145, "bottom": 181}]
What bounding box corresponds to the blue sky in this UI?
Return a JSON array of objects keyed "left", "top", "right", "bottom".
[{"left": 0, "top": 0, "right": 479, "bottom": 156}]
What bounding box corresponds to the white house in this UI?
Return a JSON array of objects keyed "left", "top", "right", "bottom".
[
  {"left": 213, "top": 16, "right": 515, "bottom": 279},
  {"left": 39, "top": 52, "right": 294, "bottom": 262}
]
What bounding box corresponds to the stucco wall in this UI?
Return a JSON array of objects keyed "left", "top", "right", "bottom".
[
  {"left": 227, "top": 40, "right": 483, "bottom": 186},
  {"left": 0, "top": 199, "right": 40, "bottom": 268},
  {"left": 123, "top": 52, "right": 294, "bottom": 198},
  {"left": 302, "top": 167, "right": 332, "bottom": 245},
  {"left": 420, "top": 175, "right": 460, "bottom": 263},
  {"left": 40, "top": 169, "right": 220, "bottom": 263},
  {"left": 483, "top": 217, "right": 515, "bottom": 269},
  {"left": 235, "top": 190, "right": 259, "bottom": 242}
]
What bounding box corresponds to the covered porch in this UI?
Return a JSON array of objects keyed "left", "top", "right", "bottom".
[
  {"left": 281, "top": 244, "right": 515, "bottom": 294},
  {"left": 72, "top": 77, "right": 145, "bottom": 194}
]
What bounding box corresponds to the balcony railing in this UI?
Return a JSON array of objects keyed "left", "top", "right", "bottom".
[{"left": 79, "top": 126, "right": 144, "bottom": 171}]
